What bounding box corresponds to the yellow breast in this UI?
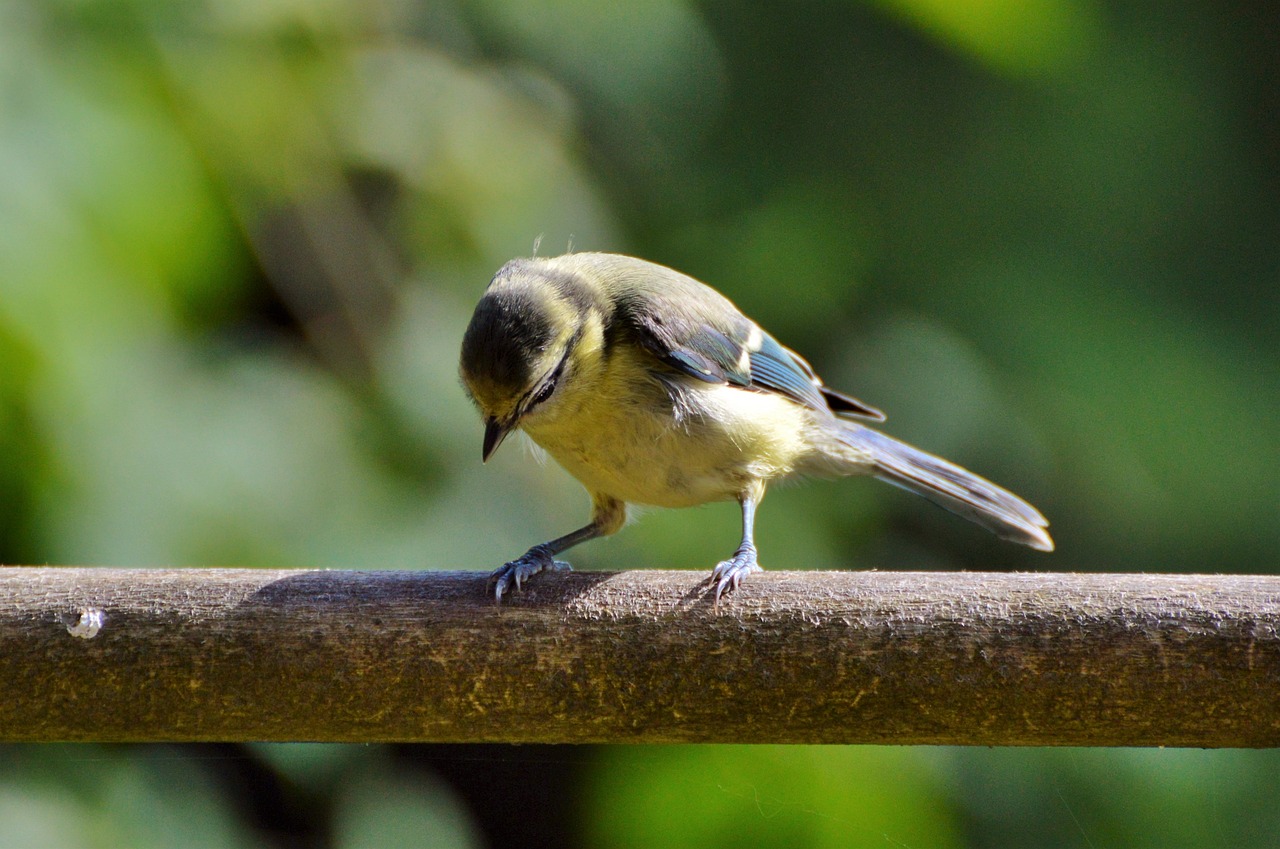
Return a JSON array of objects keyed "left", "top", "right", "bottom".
[{"left": 522, "top": 347, "right": 811, "bottom": 507}]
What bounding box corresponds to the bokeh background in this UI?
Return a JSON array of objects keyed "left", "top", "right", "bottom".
[{"left": 2, "top": 0, "right": 1277, "bottom": 846}]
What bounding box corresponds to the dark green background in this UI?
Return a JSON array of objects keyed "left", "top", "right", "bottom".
[{"left": 1, "top": 0, "right": 1276, "bottom": 846}]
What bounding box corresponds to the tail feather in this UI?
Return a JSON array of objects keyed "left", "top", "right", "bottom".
[{"left": 847, "top": 427, "right": 1054, "bottom": 552}]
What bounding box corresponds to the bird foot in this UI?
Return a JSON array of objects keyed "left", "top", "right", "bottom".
[
  {"left": 488, "top": 546, "right": 571, "bottom": 603},
  {"left": 711, "top": 546, "right": 761, "bottom": 603}
]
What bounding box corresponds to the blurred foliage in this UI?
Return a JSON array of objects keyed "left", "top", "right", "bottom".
[
  {"left": 585, "top": 746, "right": 962, "bottom": 849},
  {"left": 0, "top": 0, "right": 1276, "bottom": 846}
]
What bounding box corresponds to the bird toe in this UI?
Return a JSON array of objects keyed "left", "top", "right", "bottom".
[
  {"left": 488, "top": 549, "right": 572, "bottom": 603},
  {"left": 711, "top": 549, "right": 762, "bottom": 604}
]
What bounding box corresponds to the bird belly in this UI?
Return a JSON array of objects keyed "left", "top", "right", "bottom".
[{"left": 525, "top": 381, "right": 812, "bottom": 508}]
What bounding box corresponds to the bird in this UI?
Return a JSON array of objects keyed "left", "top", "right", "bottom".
[{"left": 459, "top": 252, "right": 1052, "bottom": 602}]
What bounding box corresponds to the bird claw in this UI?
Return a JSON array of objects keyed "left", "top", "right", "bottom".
[
  {"left": 711, "top": 547, "right": 762, "bottom": 604},
  {"left": 488, "top": 547, "right": 571, "bottom": 603}
]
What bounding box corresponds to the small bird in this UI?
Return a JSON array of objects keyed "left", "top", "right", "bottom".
[{"left": 459, "top": 252, "right": 1052, "bottom": 602}]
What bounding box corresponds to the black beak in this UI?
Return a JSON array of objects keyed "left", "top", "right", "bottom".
[{"left": 482, "top": 417, "right": 513, "bottom": 463}]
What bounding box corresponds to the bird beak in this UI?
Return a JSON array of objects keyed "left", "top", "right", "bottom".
[{"left": 482, "top": 417, "right": 513, "bottom": 463}]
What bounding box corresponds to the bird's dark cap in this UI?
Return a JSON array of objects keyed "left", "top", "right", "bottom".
[{"left": 459, "top": 285, "right": 554, "bottom": 400}]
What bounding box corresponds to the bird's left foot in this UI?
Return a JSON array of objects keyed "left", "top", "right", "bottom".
[{"left": 711, "top": 545, "right": 762, "bottom": 603}]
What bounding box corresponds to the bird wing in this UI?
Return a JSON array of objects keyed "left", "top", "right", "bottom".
[{"left": 623, "top": 287, "right": 884, "bottom": 422}]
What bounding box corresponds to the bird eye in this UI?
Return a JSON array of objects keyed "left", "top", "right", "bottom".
[
  {"left": 527, "top": 357, "right": 567, "bottom": 410},
  {"left": 530, "top": 377, "right": 556, "bottom": 407}
]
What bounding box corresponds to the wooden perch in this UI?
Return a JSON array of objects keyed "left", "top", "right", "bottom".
[{"left": 1, "top": 567, "right": 1278, "bottom": 746}]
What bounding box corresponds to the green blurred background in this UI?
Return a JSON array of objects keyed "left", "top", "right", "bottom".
[{"left": 1, "top": 0, "right": 1277, "bottom": 846}]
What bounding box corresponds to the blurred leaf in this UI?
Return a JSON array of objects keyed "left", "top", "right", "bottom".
[
  {"left": 0, "top": 782, "right": 96, "bottom": 849},
  {"left": 466, "top": 0, "right": 725, "bottom": 130},
  {"left": 338, "top": 45, "right": 619, "bottom": 269},
  {"left": 587, "top": 746, "right": 960, "bottom": 849},
  {"left": 0, "top": 746, "right": 258, "bottom": 849},
  {"left": 250, "top": 743, "right": 374, "bottom": 796},
  {"left": 667, "top": 182, "right": 875, "bottom": 342},
  {"left": 950, "top": 748, "right": 1280, "bottom": 849},
  {"left": 938, "top": 257, "right": 1280, "bottom": 565},
  {"left": 332, "top": 759, "right": 480, "bottom": 849},
  {"left": 870, "top": 0, "right": 1101, "bottom": 75}
]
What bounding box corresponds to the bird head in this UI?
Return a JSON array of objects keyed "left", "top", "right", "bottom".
[{"left": 459, "top": 259, "right": 599, "bottom": 461}]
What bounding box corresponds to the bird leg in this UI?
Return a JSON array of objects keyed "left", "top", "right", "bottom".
[
  {"left": 711, "top": 491, "right": 764, "bottom": 603},
  {"left": 489, "top": 493, "right": 625, "bottom": 602},
  {"left": 487, "top": 527, "right": 586, "bottom": 602}
]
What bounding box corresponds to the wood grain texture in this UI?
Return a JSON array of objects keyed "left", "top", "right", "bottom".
[{"left": 1, "top": 567, "right": 1278, "bottom": 745}]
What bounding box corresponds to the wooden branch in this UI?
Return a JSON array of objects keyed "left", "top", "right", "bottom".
[{"left": 2, "top": 567, "right": 1278, "bottom": 746}]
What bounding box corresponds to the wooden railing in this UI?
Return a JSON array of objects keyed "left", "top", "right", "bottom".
[{"left": 3, "top": 568, "right": 1277, "bottom": 746}]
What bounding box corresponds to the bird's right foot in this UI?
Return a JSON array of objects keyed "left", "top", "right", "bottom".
[{"left": 488, "top": 546, "right": 571, "bottom": 603}]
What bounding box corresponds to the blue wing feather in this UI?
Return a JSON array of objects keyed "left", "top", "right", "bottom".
[
  {"left": 663, "top": 348, "right": 723, "bottom": 383},
  {"left": 749, "top": 332, "right": 828, "bottom": 410},
  {"left": 620, "top": 277, "right": 882, "bottom": 420}
]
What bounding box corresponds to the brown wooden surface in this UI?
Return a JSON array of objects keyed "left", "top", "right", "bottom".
[{"left": 1, "top": 567, "right": 1278, "bottom": 745}]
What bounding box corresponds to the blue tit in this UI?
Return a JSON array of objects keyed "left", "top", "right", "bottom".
[{"left": 459, "top": 252, "right": 1052, "bottom": 602}]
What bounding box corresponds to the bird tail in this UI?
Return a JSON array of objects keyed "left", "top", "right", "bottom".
[{"left": 843, "top": 426, "right": 1054, "bottom": 552}]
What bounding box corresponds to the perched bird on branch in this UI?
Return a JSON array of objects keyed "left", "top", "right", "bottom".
[{"left": 460, "top": 252, "right": 1052, "bottom": 602}]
